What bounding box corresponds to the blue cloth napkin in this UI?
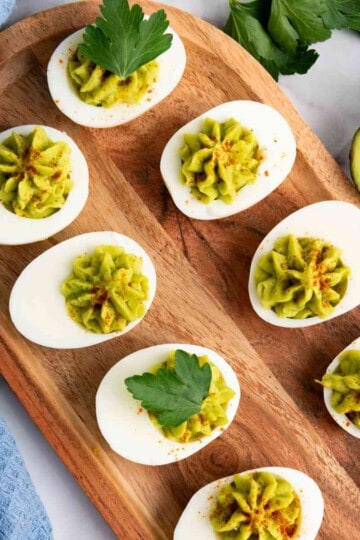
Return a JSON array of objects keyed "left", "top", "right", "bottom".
[
  {"left": 0, "top": 0, "right": 16, "bottom": 27},
  {"left": 0, "top": 417, "right": 52, "bottom": 540}
]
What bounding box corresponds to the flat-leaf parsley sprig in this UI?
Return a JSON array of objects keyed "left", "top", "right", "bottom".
[
  {"left": 125, "top": 350, "right": 212, "bottom": 428},
  {"left": 225, "top": 0, "right": 360, "bottom": 80},
  {"left": 79, "top": 0, "right": 173, "bottom": 79}
]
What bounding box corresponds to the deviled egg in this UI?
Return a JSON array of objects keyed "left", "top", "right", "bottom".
[
  {"left": 0, "top": 125, "right": 88, "bottom": 245},
  {"left": 174, "top": 467, "right": 324, "bottom": 540},
  {"left": 248, "top": 200, "right": 360, "bottom": 328},
  {"left": 47, "top": 7, "right": 186, "bottom": 128},
  {"left": 9, "top": 231, "right": 156, "bottom": 348},
  {"left": 319, "top": 337, "right": 360, "bottom": 438},
  {"left": 160, "top": 100, "right": 296, "bottom": 220},
  {"left": 96, "top": 343, "right": 240, "bottom": 465}
]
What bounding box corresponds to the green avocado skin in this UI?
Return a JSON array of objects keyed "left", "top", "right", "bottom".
[{"left": 350, "top": 127, "right": 360, "bottom": 191}]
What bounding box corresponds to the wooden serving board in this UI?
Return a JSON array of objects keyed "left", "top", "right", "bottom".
[{"left": 0, "top": 1, "right": 359, "bottom": 538}]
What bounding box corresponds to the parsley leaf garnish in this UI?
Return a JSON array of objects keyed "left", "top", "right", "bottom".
[
  {"left": 79, "top": 0, "right": 173, "bottom": 79},
  {"left": 225, "top": 0, "right": 318, "bottom": 81},
  {"left": 124, "top": 350, "right": 212, "bottom": 428}
]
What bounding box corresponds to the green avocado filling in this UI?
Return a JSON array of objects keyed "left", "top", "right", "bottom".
[
  {"left": 0, "top": 127, "right": 72, "bottom": 219},
  {"left": 179, "top": 118, "right": 263, "bottom": 205},
  {"left": 210, "top": 472, "right": 301, "bottom": 539},
  {"left": 318, "top": 349, "right": 360, "bottom": 428},
  {"left": 255, "top": 234, "right": 350, "bottom": 319},
  {"left": 68, "top": 49, "right": 159, "bottom": 107},
  {"left": 61, "top": 245, "right": 149, "bottom": 333},
  {"left": 149, "top": 351, "right": 235, "bottom": 443}
]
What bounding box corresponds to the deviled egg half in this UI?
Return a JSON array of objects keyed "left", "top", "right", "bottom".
[
  {"left": 249, "top": 200, "right": 360, "bottom": 328},
  {"left": 96, "top": 343, "right": 240, "bottom": 465},
  {"left": 9, "top": 231, "right": 156, "bottom": 348},
  {"left": 318, "top": 337, "right": 360, "bottom": 438},
  {"left": 0, "top": 125, "right": 88, "bottom": 245},
  {"left": 47, "top": 10, "right": 186, "bottom": 128},
  {"left": 174, "top": 467, "right": 324, "bottom": 540},
  {"left": 160, "top": 100, "right": 296, "bottom": 220}
]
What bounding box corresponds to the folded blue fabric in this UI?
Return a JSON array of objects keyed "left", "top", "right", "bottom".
[
  {"left": 0, "top": 417, "right": 52, "bottom": 540},
  {"left": 0, "top": 0, "right": 16, "bottom": 27}
]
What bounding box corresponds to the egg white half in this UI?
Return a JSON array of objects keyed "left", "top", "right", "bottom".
[
  {"left": 0, "top": 125, "right": 88, "bottom": 245},
  {"left": 248, "top": 200, "right": 360, "bottom": 328},
  {"left": 96, "top": 343, "right": 240, "bottom": 465},
  {"left": 174, "top": 466, "right": 324, "bottom": 540},
  {"left": 323, "top": 337, "right": 360, "bottom": 438},
  {"left": 47, "top": 26, "right": 186, "bottom": 128},
  {"left": 9, "top": 231, "right": 156, "bottom": 348},
  {"left": 160, "top": 100, "right": 296, "bottom": 220}
]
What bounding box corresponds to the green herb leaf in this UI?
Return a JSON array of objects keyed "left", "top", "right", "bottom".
[
  {"left": 268, "top": 0, "right": 330, "bottom": 53},
  {"left": 124, "top": 350, "right": 212, "bottom": 428},
  {"left": 79, "top": 0, "right": 173, "bottom": 79},
  {"left": 225, "top": 0, "right": 318, "bottom": 81},
  {"left": 322, "top": 0, "right": 360, "bottom": 32},
  {"left": 226, "top": 0, "right": 360, "bottom": 80}
]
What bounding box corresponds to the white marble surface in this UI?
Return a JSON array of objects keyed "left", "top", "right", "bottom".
[{"left": 1, "top": 1, "right": 360, "bottom": 539}]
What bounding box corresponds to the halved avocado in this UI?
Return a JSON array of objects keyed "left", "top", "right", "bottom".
[{"left": 350, "top": 127, "right": 360, "bottom": 191}]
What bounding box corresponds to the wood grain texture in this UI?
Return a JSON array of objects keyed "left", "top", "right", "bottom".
[{"left": 0, "top": 1, "right": 359, "bottom": 538}]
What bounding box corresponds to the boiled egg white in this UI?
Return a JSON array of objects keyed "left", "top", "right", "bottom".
[
  {"left": 96, "top": 343, "right": 240, "bottom": 465},
  {"left": 248, "top": 200, "right": 360, "bottom": 328},
  {"left": 9, "top": 231, "right": 156, "bottom": 349},
  {"left": 47, "top": 25, "right": 186, "bottom": 128},
  {"left": 0, "top": 125, "right": 88, "bottom": 245},
  {"left": 174, "top": 466, "right": 324, "bottom": 540},
  {"left": 322, "top": 337, "right": 360, "bottom": 438},
  {"left": 160, "top": 100, "right": 296, "bottom": 220}
]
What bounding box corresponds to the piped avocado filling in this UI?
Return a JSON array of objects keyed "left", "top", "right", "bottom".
[
  {"left": 68, "top": 49, "right": 159, "bottom": 107},
  {"left": 61, "top": 245, "right": 149, "bottom": 333},
  {"left": 180, "top": 118, "right": 263, "bottom": 204},
  {"left": 318, "top": 349, "right": 360, "bottom": 428},
  {"left": 255, "top": 234, "right": 350, "bottom": 319},
  {"left": 149, "top": 351, "right": 235, "bottom": 443},
  {"left": 210, "top": 472, "right": 301, "bottom": 539},
  {"left": 0, "top": 127, "right": 72, "bottom": 219}
]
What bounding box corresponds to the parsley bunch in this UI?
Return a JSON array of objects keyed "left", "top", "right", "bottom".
[
  {"left": 225, "top": 0, "right": 360, "bottom": 80},
  {"left": 79, "top": 0, "right": 173, "bottom": 79}
]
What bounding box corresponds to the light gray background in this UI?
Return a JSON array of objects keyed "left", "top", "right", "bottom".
[{"left": 1, "top": 1, "right": 359, "bottom": 538}]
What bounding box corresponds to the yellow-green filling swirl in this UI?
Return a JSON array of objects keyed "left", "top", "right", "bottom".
[
  {"left": 149, "top": 351, "right": 235, "bottom": 443},
  {"left": 61, "top": 245, "right": 149, "bottom": 333},
  {"left": 0, "top": 127, "right": 72, "bottom": 219},
  {"left": 318, "top": 349, "right": 360, "bottom": 428},
  {"left": 255, "top": 235, "right": 350, "bottom": 319},
  {"left": 180, "top": 118, "right": 263, "bottom": 204},
  {"left": 68, "top": 49, "right": 159, "bottom": 107},
  {"left": 210, "top": 472, "right": 301, "bottom": 539}
]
